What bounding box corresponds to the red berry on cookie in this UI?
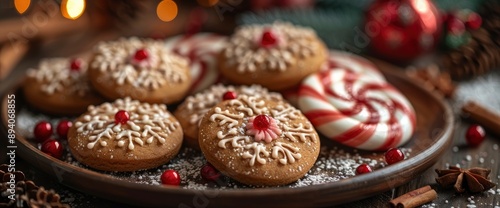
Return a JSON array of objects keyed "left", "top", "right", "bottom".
[
  {"left": 222, "top": 91, "right": 238, "bottom": 100},
  {"left": 133, "top": 48, "right": 149, "bottom": 62},
  {"left": 260, "top": 29, "right": 278, "bottom": 48},
  {"left": 70, "top": 58, "right": 82, "bottom": 71},
  {"left": 114, "top": 110, "right": 130, "bottom": 125}
]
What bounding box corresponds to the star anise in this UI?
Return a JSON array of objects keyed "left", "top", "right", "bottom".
[{"left": 435, "top": 166, "right": 496, "bottom": 193}]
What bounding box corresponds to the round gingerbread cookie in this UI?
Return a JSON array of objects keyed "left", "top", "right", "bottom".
[
  {"left": 298, "top": 68, "right": 416, "bottom": 151},
  {"left": 164, "top": 33, "right": 227, "bottom": 94},
  {"left": 218, "top": 22, "right": 328, "bottom": 91},
  {"left": 174, "top": 84, "right": 282, "bottom": 149},
  {"left": 68, "top": 97, "right": 183, "bottom": 171},
  {"left": 89, "top": 37, "right": 191, "bottom": 104},
  {"left": 199, "top": 95, "right": 320, "bottom": 186},
  {"left": 23, "top": 58, "right": 105, "bottom": 116}
]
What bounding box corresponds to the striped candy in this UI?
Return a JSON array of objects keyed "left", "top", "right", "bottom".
[
  {"left": 298, "top": 52, "right": 416, "bottom": 151},
  {"left": 164, "top": 33, "right": 227, "bottom": 94}
]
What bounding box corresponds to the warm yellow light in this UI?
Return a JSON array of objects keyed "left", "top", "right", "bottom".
[
  {"left": 61, "top": 0, "right": 86, "bottom": 20},
  {"left": 14, "top": 0, "right": 30, "bottom": 14},
  {"left": 197, "top": 0, "right": 219, "bottom": 7},
  {"left": 157, "top": 0, "right": 178, "bottom": 22}
]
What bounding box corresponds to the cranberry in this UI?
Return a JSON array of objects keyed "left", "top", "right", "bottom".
[
  {"left": 200, "top": 163, "right": 221, "bottom": 181},
  {"left": 41, "top": 139, "right": 63, "bottom": 159},
  {"left": 70, "top": 58, "right": 82, "bottom": 71},
  {"left": 465, "top": 12, "right": 482, "bottom": 30},
  {"left": 356, "top": 163, "right": 373, "bottom": 175},
  {"left": 253, "top": 115, "right": 271, "bottom": 130},
  {"left": 114, "top": 110, "right": 130, "bottom": 125},
  {"left": 34, "top": 121, "right": 52, "bottom": 143},
  {"left": 222, "top": 91, "right": 237, "bottom": 100},
  {"left": 56, "top": 120, "right": 73, "bottom": 140},
  {"left": 465, "top": 124, "right": 485, "bottom": 147},
  {"left": 161, "top": 169, "right": 181, "bottom": 186},
  {"left": 133, "top": 49, "right": 149, "bottom": 62},
  {"left": 385, "top": 148, "right": 405, "bottom": 165},
  {"left": 260, "top": 30, "right": 278, "bottom": 48},
  {"left": 447, "top": 18, "right": 466, "bottom": 35}
]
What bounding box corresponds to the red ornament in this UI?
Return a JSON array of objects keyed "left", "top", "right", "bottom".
[
  {"left": 365, "top": 0, "right": 442, "bottom": 61},
  {"left": 200, "top": 163, "right": 221, "bottom": 181},
  {"left": 161, "top": 169, "right": 181, "bottom": 186},
  {"left": 222, "top": 91, "right": 237, "bottom": 100},
  {"left": 385, "top": 148, "right": 405, "bottom": 165},
  {"left": 34, "top": 121, "right": 52, "bottom": 143},
  {"left": 115, "top": 110, "right": 130, "bottom": 125},
  {"left": 57, "top": 120, "right": 73, "bottom": 140},
  {"left": 133, "top": 49, "right": 149, "bottom": 62},
  {"left": 465, "top": 124, "right": 485, "bottom": 147},
  {"left": 41, "top": 139, "right": 63, "bottom": 159},
  {"left": 260, "top": 30, "right": 278, "bottom": 48},
  {"left": 356, "top": 163, "right": 373, "bottom": 175},
  {"left": 447, "top": 18, "right": 466, "bottom": 35},
  {"left": 253, "top": 115, "right": 271, "bottom": 131},
  {"left": 465, "top": 12, "right": 482, "bottom": 30},
  {"left": 70, "top": 58, "right": 82, "bottom": 71}
]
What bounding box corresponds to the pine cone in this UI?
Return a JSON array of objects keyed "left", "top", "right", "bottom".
[
  {"left": 441, "top": 2, "right": 500, "bottom": 80},
  {"left": 0, "top": 165, "right": 70, "bottom": 208}
]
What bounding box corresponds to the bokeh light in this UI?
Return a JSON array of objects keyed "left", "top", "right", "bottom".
[
  {"left": 14, "top": 0, "right": 30, "bottom": 14},
  {"left": 157, "top": 0, "right": 178, "bottom": 22},
  {"left": 61, "top": 0, "right": 86, "bottom": 20}
]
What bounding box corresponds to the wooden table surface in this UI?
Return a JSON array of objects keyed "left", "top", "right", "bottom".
[{"left": 1, "top": 18, "right": 500, "bottom": 208}]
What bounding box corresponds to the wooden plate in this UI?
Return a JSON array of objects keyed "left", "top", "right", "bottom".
[{"left": 0, "top": 61, "right": 453, "bottom": 208}]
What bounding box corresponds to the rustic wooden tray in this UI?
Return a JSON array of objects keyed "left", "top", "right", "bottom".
[{"left": 0, "top": 60, "right": 453, "bottom": 208}]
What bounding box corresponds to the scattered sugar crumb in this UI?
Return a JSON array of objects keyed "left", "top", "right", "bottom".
[
  {"left": 452, "top": 146, "right": 459, "bottom": 152},
  {"left": 465, "top": 155, "right": 472, "bottom": 161}
]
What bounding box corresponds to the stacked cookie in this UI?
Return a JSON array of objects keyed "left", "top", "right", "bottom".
[{"left": 23, "top": 21, "right": 416, "bottom": 186}]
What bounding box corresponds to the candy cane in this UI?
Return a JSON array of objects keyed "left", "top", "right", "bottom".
[
  {"left": 298, "top": 68, "right": 416, "bottom": 151},
  {"left": 164, "top": 33, "right": 227, "bottom": 93}
]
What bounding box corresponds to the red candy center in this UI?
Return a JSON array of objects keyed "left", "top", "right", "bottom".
[
  {"left": 253, "top": 115, "right": 271, "bottom": 131},
  {"left": 70, "top": 59, "right": 82, "bottom": 71},
  {"left": 385, "top": 148, "right": 405, "bottom": 165},
  {"left": 355, "top": 163, "right": 372, "bottom": 175},
  {"left": 115, "top": 110, "right": 130, "bottom": 124},
  {"left": 133, "top": 48, "right": 149, "bottom": 62},
  {"left": 161, "top": 170, "right": 181, "bottom": 186},
  {"left": 222, "top": 91, "right": 237, "bottom": 100},
  {"left": 260, "top": 30, "right": 278, "bottom": 48}
]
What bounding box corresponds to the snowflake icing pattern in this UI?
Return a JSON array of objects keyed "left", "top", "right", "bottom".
[
  {"left": 75, "top": 97, "right": 178, "bottom": 151},
  {"left": 210, "top": 95, "right": 317, "bottom": 166}
]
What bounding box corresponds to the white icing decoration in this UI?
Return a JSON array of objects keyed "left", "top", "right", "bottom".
[
  {"left": 90, "top": 37, "right": 188, "bottom": 90},
  {"left": 210, "top": 95, "right": 317, "bottom": 166},
  {"left": 75, "top": 97, "right": 178, "bottom": 150},
  {"left": 26, "top": 58, "right": 91, "bottom": 96},
  {"left": 224, "top": 22, "right": 319, "bottom": 73}
]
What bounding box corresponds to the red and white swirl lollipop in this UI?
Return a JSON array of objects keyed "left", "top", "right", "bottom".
[
  {"left": 298, "top": 69, "right": 416, "bottom": 151},
  {"left": 164, "top": 33, "right": 227, "bottom": 94},
  {"left": 282, "top": 50, "right": 386, "bottom": 106}
]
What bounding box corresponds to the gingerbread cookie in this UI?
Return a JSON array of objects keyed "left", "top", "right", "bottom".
[
  {"left": 164, "top": 33, "right": 227, "bottom": 94},
  {"left": 298, "top": 68, "right": 416, "bottom": 151},
  {"left": 174, "top": 84, "right": 282, "bottom": 149},
  {"left": 23, "top": 58, "right": 105, "bottom": 116},
  {"left": 89, "top": 37, "right": 191, "bottom": 104},
  {"left": 198, "top": 95, "right": 320, "bottom": 186},
  {"left": 218, "top": 22, "right": 328, "bottom": 91},
  {"left": 68, "top": 97, "right": 183, "bottom": 171}
]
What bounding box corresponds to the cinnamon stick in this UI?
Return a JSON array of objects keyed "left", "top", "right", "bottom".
[
  {"left": 389, "top": 185, "right": 437, "bottom": 208},
  {"left": 462, "top": 101, "right": 500, "bottom": 136}
]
